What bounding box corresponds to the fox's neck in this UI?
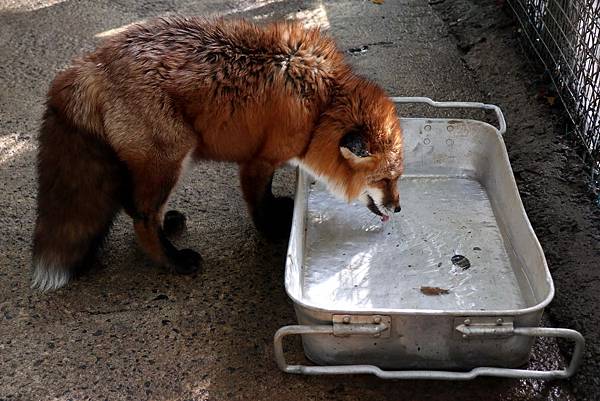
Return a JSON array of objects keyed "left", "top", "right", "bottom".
[{"left": 289, "top": 158, "right": 351, "bottom": 202}]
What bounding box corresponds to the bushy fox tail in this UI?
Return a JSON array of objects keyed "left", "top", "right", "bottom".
[{"left": 32, "top": 99, "right": 125, "bottom": 291}]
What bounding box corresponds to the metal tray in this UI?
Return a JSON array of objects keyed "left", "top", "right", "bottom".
[{"left": 274, "top": 98, "right": 584, "bottom": 380}]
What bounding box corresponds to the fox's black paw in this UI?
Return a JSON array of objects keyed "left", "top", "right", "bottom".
[
  {"left": 163, "top": 210, "right": 186, "bottom": 237},
  {"left": 172, "top": 248, "right": 203, "bottom": 275},
  {"left": 253, "top": 196, "right": 294, "bottom": 240}
]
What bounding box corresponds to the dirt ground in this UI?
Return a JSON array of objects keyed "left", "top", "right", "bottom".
[
  {"left": 0, "top": 0, "right": 598, "bottom": 400},
  {"left": 430, "top": 1, "right": 600, "bottom": 399}
]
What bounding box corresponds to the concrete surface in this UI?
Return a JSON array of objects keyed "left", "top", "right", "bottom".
[{"left": 0, "top": 0, "right": 595, "bottom": 400}]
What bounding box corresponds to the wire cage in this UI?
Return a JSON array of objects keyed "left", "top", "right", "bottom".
[{"left": 507, "top": 0, "right": 600, "bottom": 197}]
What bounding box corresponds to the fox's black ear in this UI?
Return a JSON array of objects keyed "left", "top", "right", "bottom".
[{"left": 340, "top": 127, "right": 371, "bottom": 159}]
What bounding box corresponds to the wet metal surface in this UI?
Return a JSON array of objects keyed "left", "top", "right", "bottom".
[
  {"left": 304, "top": 177, "right": 529, "bottom": 311},
  {"left": 281, "top": 117, "right": 576, "bottom": 376},
  {"left": 451, "top": 254, "right": 471, "bottom": 270}
]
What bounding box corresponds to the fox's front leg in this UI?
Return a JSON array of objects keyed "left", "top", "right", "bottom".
[{"left": 240, "top": 160, "right": 294, "bottom": 239}]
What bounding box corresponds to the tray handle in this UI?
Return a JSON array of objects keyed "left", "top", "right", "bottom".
[
  {"left": 273, "top": 324, "right": 584, "bottom": 380},
  {"left": 390, "top": 96, "right": 507, "bottom": 136}
]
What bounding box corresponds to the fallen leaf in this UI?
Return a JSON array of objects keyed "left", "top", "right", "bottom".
[
  {"left": 372, "top": 0, "right": 385, "bottom": 4},
  {"left": 420, "top": 286, "right": 450, "bottom": 296}
]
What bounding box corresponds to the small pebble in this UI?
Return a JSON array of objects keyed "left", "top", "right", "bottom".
[{"left": 451, "top": 254, "right": 471, "bottom": 270}]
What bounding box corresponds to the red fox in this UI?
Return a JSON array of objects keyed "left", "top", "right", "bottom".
[{"left": 33, "top": 17, "right": 404, "bottom": 291}]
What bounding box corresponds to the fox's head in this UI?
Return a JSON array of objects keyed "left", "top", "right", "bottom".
[{"left": 302, "top": 79, "right": 403, "bottom": 220}]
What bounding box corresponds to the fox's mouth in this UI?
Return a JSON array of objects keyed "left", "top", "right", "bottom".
[{"left": 366, "top": 195, "right": 390, "bottom": 222}]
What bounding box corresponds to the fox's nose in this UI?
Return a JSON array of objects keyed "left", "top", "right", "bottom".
[{"left": 394, "top": 205, "right": 402, "bottom": 213}]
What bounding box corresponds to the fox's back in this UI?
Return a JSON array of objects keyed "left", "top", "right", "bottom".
[{"left": 83, "top": 17, "right": 350, "bottom": 161}]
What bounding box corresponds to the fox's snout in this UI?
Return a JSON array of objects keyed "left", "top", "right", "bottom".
[
  {"left": 362, "top": 181, "right": 401, "bottom": 218},
  {"left": 388, "top": 199, "right": 402, "bottom": 213},
  {"left": 383, "top": 191, "right": 401, "bottom": 214},
  {"left": 380, "top": 183, "right": 401, "bottom": 213}
]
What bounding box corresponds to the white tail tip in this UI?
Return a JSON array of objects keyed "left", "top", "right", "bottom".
[{"left": 31, "top": 259, "right": 71, "bottom": 292}]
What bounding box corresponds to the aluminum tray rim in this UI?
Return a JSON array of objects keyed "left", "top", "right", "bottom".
[{"left": 284, "top": 115, "right": 555, "bottom": 318}]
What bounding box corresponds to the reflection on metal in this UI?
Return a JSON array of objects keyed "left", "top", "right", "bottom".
[
  {"left": 332, "top": 315, "right": 391, "bottom": 338},
  {"left": 275, "top": 98, "right": 585, "bottom": 380},
  {"left": 273, "top": 324, "right": 585, "bottom": 380}
]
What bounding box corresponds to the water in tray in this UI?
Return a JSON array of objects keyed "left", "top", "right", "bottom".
[{"left": 302, "top": 176, "right": 531, "bottom": 311}]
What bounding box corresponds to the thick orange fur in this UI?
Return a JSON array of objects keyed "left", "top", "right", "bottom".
[{"left": 33, "top": 17, "right": 403, "bottom": 290}]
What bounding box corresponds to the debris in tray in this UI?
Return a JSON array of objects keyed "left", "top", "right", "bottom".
[
  {"left": 451, "top": 254, "right": 471, "bottom": 270},
  {"left": 420, "top": 286, "right": 450, "bottom": 296},
  {"left": 473, "top": 246, "right": 481, "bottom": 251}
]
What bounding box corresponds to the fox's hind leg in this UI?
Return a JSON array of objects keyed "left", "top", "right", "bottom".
[
  {"left": 162, "top": 210, "right": 187, "bottom": 237},
  {"left": 240, "top": 160, "right": 294, "bottom": 239},
  {"left": 123, "top": 198, "right": 186, "bottom": 238},
  {"left": 124, "top": 155, "right": 201, "bottom": 275}
]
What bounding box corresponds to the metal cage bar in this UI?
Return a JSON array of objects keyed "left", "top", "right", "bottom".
[{"left": 507, "top": 0, "right": 600, "bottom": 195}]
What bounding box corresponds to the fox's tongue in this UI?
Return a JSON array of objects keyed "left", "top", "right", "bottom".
[{"left": 381, "top": 215, "right": 390, "bottom": 223}]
